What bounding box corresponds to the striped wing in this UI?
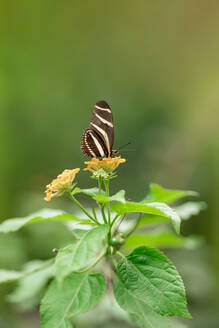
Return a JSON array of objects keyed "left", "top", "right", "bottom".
[
  {"left": 81, "top": 100, "right": 114, "bottom": 158},
  {"left": 81, "top": 128, "right": 108, "bottom": 157}
]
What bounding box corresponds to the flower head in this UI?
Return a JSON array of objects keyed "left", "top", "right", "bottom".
[
  {"left": 44, "top": 168, "right": 80, "bottom": 202},
  {"left": 84, "top": 157, "right": 126, "bottom": 179}
]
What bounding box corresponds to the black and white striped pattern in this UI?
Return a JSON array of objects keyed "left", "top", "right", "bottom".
[{"left": 81, "top": 100, "right": 118, "bottom": 158}]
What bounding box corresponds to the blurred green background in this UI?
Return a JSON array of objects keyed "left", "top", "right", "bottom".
[{"left": 0, "top": 1, "right": 219, "bottom": 327}]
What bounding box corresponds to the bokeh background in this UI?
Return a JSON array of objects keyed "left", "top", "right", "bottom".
[{"left": 0, "top": 1, "right": 219, "bottom": 327}]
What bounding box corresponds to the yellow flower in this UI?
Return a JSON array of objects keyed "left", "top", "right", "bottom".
[
  {"left": 84, "top": 157, "right": 126, "bottom": 178},
  {"left": 44, "top": 168, "right": 80, "bottom": 202}
]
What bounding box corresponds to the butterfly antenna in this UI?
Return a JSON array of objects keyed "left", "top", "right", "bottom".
[{"left": 118, "top": 142, "right": 131, "bottom": 151}]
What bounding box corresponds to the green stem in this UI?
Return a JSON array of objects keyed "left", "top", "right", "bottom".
[
  {"left": 104, "top": 179, "right": 111, "bottom": 224},
  {"left": 98, "top": 176, "right": 102, "bottom": 194},
  {"left": 122, "top": 213, "right": 142, "bottom": 238},
  {"left": 97, "top": 176, "right": 108, "bottom": 224},
  {"left": 101, "top": 205, "right": 108, "bottom": 224},
  {"left": 110, "top": 214, "right": 120, "bottom": 228},
  {"left": 109, "top": 255, "right": 118, "bottom": 272},
  {"left": 92, "top": 207, "right": 98, "bottom": 222},
  {"left": 103, "top": 178, "right": 112, "bottom": 244},
  {"left": 113, "top": 214, "right": 126, "bottom": 235},
  {"left": 116, "top": 251, "right": 126, "bottom": 259},
  {"left": 68, "top": 192, "right": 99, "bottom": 225}
]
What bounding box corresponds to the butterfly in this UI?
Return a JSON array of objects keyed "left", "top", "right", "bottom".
[{"left": 81, "top": 100, "right": 118, "bottom": 158}]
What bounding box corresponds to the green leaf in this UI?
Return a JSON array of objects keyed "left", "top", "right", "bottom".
[
  {"left": 111, "top": 201, "right": 181, "bottom": 234},
  {"left": 139, "top": 214, "right": 169, "bottom": 227},
  {"left": 139, "top": 202, "right": 206, "bottom": 227},
  {"left": 0, "top": 209, "right": 85, "bottom": 233},
  {"left": 55, "top": 225, "right": 108, "bottom": 283},
  {"left": 117, "top": 246, "right": 191, "bottom": 318},
  {"left": 114, "top": 281, "right": 172, "bottom": 328},
  {"left": 94, "top": 190, "right": 126, "bottom": 204},
  {"left": 143, "top": 183, "right": 198, "bottom": 204},
  {"left": 40, "top": 273, "right": 106, "bottom": 328},
  {"left": 0, "top": 270, "right": 23, "bottom": 284},
  {"left": 172, "top": 322, "right": 189, "bottom": 328},
  {"left": 72, "top": 187, "right": 101, "bottom": 196},
  {"left": 175, "top": 201, "right": 207, "bottom": 220},
  {"left": 124, "top": 228, "right": 203, "bottom": 250},
  {"left": 0, "top": 259, "right": 53, "bottom": 284},
  {"left": 72, "top": 229, "right": 88, "bottom": 239},
  {"left": 7, "top": 260, "right": 53, "bottom": 307},
  {"left": 73, "top": 187, "right": 126, "bottom": 204},
  {"left": 62, "top": 319, "right": 74, "bottom": 328}
]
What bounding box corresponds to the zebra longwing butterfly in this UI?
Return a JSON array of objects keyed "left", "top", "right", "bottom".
[{"left": 81, "top": 100, "right": 118, "bottom": 158}]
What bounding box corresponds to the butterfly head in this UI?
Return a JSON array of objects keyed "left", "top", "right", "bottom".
[{"left": 111, "top": 149, "right": 119, "bottom": 157}]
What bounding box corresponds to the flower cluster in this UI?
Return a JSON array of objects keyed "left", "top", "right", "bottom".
[
  {"left": 84, "top": 156, "right": 126, "bottom": 179},
  {"left": 44, "top": 168, "right": 80, "bottom": 202},
  {"left": 44, "top": 157, "right": 126, "bottom": 201}
]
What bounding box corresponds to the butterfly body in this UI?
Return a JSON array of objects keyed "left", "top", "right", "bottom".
[{"left": 81, "top": 101, "right": 118, "bottom": 158}]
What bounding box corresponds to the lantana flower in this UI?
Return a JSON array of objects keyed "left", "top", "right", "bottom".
[
  {"left": 84, "top": 156, "right": 126, "bottom": 179},
  {"left": 44, "top": 168, "right": 80, "bottom": 202}
]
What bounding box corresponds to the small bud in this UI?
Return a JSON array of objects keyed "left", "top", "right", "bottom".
[
  {"left": 110, "top": 234, "right": 125, "bottom": 247},
  {"left": 107, "top": 246, "right": 114, "bottom": 255}
]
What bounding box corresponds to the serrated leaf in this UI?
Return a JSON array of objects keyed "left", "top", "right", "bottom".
[
  {"left": 40, "top": 273, "right": 106, "bottom": 328},
  {"left": 117, "top": 246, "right": 191, "bottom": 318},
  {"left": 124, "top": 228, "right": 203, "bottom": 250},
  {"left": 114, "top": 281, "right": 172, "bottom": 328},
  {"left": 55, "top": 225, "right": 108, "bottom": 283},
  {"left": 7, "top": 260, "right": 53, "bottom": 307},
  {"left": 111, "top": 201, "right": 181, "bottom": 234},
  {"left": 143, "top": 184, "right": 198, "bottom": 204},
  {"left": 175, "top": 201, "right": 207, "bottom": 220},
  {"left": 0, "top": 209, "right": 84, "bottom": 233}
]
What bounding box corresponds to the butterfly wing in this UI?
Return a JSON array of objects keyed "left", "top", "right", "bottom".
[
  {"left": 81, "top": 100, "right": 114, "bottom": 158},
  {"left": 81, "top": 128, "right": 108, "bottom": 158},
  {"left": 89, "top": 101, "right": 114, "bottom": 156}
]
